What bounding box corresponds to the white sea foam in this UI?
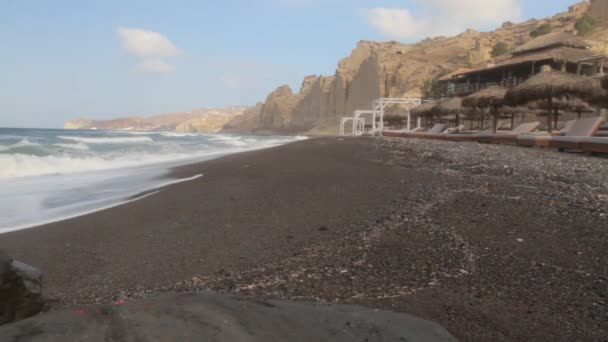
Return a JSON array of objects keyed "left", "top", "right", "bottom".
[
  {"left": 209, "top": 135, "right": 249, "bottom": 147},
  {"left": 0, "top": 139, "right": 41, "bottom": 151},
  {"left": 0, "top": 174, "right": 204, "bottom": 233},
  {"left": 53, "top": 142, "right": 90, "bottom": 151},
  {"left": 58, "top": 136, "right": 154, "bottom": 143},
  {"left": 160, "top": 132, "right": 199, "bottom": 137},
  {"left": 120, "top": 130, "right": 159, "bottom": 135},
  {"left": 0, "top": 152, "right": 192, "bottom": 179}
]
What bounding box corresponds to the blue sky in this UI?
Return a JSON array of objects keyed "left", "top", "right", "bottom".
[{"left": 0, "top": 0, "right": 577, "bottom": 128}]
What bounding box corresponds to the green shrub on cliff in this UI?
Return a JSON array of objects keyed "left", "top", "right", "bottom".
[
  {"left": 530, "top": 23, "right": 552, "bottom": 38},
  {"left": 575, "top": 15, "right": 597, "bottom": 36},
  {"left": 491, "top": 42, "right": 510, "bottom": 57}
]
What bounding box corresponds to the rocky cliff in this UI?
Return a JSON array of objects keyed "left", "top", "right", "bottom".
[
  {"left": 65, "top": 107, "right": 247, "bottom": 132},
  {"left": 233, "top": 1, "right": 607, "bottom": 134}
]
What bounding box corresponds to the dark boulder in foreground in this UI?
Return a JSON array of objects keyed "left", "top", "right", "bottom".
[
  {"left": 0, "top": 292, "right": 455, "bottom": 341},
  {"left": 0, "top": 251, "right": 44, "bottom": 325}
]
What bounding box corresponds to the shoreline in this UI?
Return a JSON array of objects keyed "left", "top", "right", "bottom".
[
  {"left": 0, "top": 137, "right": 606, "bottom": 341},
  {"left": 0, "top": 132, "right": 307, "bottom": 233}
]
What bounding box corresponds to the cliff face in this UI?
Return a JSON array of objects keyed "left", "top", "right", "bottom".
[{"left": 233, "top": 1, "right": 607, "bottom": 134}]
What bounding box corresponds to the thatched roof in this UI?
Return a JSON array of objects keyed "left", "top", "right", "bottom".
[
  {"left": 512, "top": 33, "right": 589, "bottom": 56},
  {"left": 444, "top": 47, "right": 593, "bottom": 80},
  {"left": 496, "top": 46, "right": 592, "bottom": 68},
  {"left": 462, "top": 86, "right": 507, "bottom": 108},
  {"left": 411, "top": 102, "right": 437, "bottom": 117},
  {"left": 505, "top": 70, "right": 603, "bottom": 106},
  {"left": 434, "top": 97, "right": 463, "bottom": 115},
  {"left": 383, "top": 112, "right": 409, "bottom": 123},
  {"left": 439, "top": 68, "right": 472, "bottom": 81},
  {"left": 528, "top": 98, "right": 596, "bottom": 113}
]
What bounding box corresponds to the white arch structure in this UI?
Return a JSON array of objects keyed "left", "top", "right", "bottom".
[
  {"left": 373, "top": 98, "right": 422, "bottom": 135},
  {"left": 339, "top": 117, "right": 365, "bottom": 136},
  {"left": 340, "top": 97, "right": 422, "bottom": 136}
]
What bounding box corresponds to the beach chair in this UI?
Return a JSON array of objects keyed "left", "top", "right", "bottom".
[
  {"left": 383, "top": 126, "right": 425, "bottom": 137},
  {"left": 402, "top": 123, "right": 449, "bottom": 139},
  {"left": 422, "top": 125, "right": 465, "bottom": 141},
  {"left": 517, "top": 120, "right": 576, "bottom": 148},
  {"left": 551, "top": 117, "right": 605, "bottom": 152},
  {"left": 473, "top": 121, "right": 541, "bottom": 144}
]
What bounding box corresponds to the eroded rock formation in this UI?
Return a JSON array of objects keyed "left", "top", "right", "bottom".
[{"left": 232, "top": 1, "right": 608, "bottom": 134}]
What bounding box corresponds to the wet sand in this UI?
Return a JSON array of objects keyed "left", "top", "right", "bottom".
[{"left": 0, "top": 137, "right": 606, "bottom": 341}]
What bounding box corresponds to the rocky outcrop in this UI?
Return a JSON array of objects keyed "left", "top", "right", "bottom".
[
  {"left": 222, "top": 102, "right": 264, "bottom": 132},
  {"left": 63, "top": 118, "right": 94, "bottom": 129},
  {"left": 176, "top": 115, "right": 235, "bottom": 133},
  {"left": 0, "top": 292, "right": 454, "bottom": 341},
  {"left": 65, "top": 107, "right": 248, "bottom": 132},
  {"left": 227, "top": 0, "right": 607, "bottom": 134},
  {"left": 0, "top": 251, "right": 44, "bottom": 325}
]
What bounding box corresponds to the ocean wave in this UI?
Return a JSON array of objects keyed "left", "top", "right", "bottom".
[
  {"left": 123, "top": 131, "right": 158, "bottom": 135},
  {"left": 0, "top": 153, "right": 187, "bottom": 179},
  {"left": 209, "top": 135, "right": 248, "bottom": 147},
  {"left": 0, "top": 134, "right": 307, "bottom": 179},
  {"left": 58, "top": 136, "right": 154, "bottom": 144},
  {"left": 160, "top": 132, "right": 200, "bottom": 138},
  {"left": 53, "top": 142, "right": 90, "bottom": 151},
  {"left": 0, "top": 139, "right": 42, "bottom": 152}
]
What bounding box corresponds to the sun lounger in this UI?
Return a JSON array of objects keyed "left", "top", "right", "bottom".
[
  {"left": 580, "top": 137, "right": 608, "bottom": 154},
  {"left": 383, "top": 126, "right": 426, "bottom": 137},
  {"left": 473, "top": 121, "right": 541, "bottom": 144},
  {"left": 551, "top": 117, "right": 605, "bottom": 151},
  {"left": 399, "top": 123, "right": 449, "bottom": 139},
  {"left": 517, "top": 120, "right": 576, "bottom": 148}
]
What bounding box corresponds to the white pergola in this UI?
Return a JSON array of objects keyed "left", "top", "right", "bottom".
[
  {"left": 340, "top": 97, "right": 422, "bottom": 136},
  {"left": 353, "top": 110, "right": 376, "bottom": 136},
  {"left": 372, "top": 98, "right": 422, "bottom": 135},
  {"left": 339, "top": 117, "right": 365, "bottom": 136}
]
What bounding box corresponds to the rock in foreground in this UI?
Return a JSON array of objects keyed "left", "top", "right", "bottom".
[
  {"left": 0, "top": 292, "right": 455, "bottom": 341},
  {"left": 0, "top": 251, "right": 44, "bottom": 325}
]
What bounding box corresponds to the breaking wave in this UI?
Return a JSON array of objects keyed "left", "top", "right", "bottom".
[
  {"left": 58, "top": 136, "right": 154, "bottom": 144},
  {"left": 0, "top": 153, "right": 193, "bottom": 179},
  {"left": 53, "top": 142, "right": 91, "bottom": 151},
  {"left": 0, "top": 139, "right": 43, "bottom": 152},
  {"left": 160, "top": 132, "right": 200, "bottom": 138}
]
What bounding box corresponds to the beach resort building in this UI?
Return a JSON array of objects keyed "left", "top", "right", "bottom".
[{"left": 441, "top": 33, "right": 608, "bottom": 97}]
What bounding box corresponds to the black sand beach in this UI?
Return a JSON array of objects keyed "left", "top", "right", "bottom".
[{"left": 1, "top": 137, "right": 607, "bottom": 341}]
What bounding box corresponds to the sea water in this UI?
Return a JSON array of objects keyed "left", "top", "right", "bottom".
[{"left": 0, "top": 128, "right": 306, "bottom": 233}]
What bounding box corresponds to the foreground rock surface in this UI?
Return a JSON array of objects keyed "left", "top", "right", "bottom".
[
  {"left": 0, "top": 292, "right": 455, "bottom": 341},
  {"left": 0, "top": 251, "right": 44, "bottom": 325}
]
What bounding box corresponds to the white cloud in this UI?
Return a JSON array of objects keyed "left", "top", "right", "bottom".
[
  {"left": 118, "top": 27, "right": 181, "bottom": 74},
  {"left": 363, "top": 0, "right": 522, "bottom": 40},
  {"left": 118, "top": 27, "right": 181, "bottom": 58},
  {"left": 137, "top": 59, "right": 175, "bottom": 74}
]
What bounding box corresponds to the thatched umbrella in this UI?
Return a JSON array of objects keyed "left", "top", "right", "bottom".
[
  {"left": 498, "top": 106, "right": 533, "bottom": 130},
  {"left": 434, "top": 97, "right": 464, "bottom": 126},
  {"left": 411, "top": 102, "right": 437, "bottom": 118},
  {"left": 505, "top": 68, "right": 603, "bottom": 132},
  {"left": 529, "top": 98, "right": 596, "bottom": 126},
  {"left": 411, "top": 101, "right": 438, "bottom": 127},
  {"left": 383, "top": 112, "right": 409, "bottom": 126},
  {"left": 462, "top": 86, "right": 507, "bottom": 132}
]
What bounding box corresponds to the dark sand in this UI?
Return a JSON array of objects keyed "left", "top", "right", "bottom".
[{"left": 0, "top": 137, "right": 607, "bottom": 341}]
